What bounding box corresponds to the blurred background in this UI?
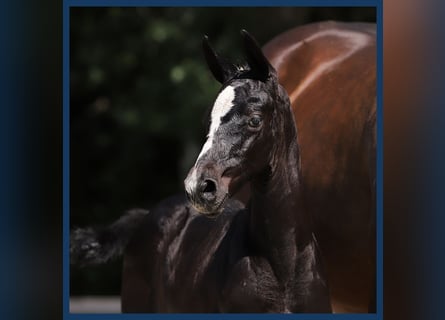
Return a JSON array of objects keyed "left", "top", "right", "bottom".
[{"left": 69, "top": 7, "right": 376, "bottom": 301}]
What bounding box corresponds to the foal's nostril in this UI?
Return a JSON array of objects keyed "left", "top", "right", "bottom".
[
  {"left": 200, "top": 179, "right": 217, "bottom": 199},
  {"left": 203, "top": 179, "right": 216, "bottom": 193}
]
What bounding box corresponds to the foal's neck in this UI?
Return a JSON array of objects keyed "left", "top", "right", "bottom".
[{"left": 249, "top": 114, "right": 312, "bottom": 283}]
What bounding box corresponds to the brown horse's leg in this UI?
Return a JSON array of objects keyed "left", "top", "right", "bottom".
[
  {"left": 368, "top": 281, "right": 376, "bottom": 312},
  {"left": 366, "top": 100, "right": 377, "bottom": 313}
]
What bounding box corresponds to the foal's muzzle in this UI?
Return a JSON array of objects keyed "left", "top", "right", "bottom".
[{"left": 184, "top": 162, "right": 229, "bottom": 216}]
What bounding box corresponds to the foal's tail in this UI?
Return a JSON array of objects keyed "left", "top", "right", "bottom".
[{"left": 70, "top": 209, "right": 148, "bottom": 267}]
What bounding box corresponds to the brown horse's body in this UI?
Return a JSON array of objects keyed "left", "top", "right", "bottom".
[{"left": 261, "top": 21, "right": 376, "bottom": 312}]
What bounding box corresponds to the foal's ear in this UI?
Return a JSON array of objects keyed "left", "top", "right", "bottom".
[
  {"left": 240, "top": 30, "right": 277, "bottom": 81},
  {"left": 202, "top": 35, "right": 237, "bottom": 84}
]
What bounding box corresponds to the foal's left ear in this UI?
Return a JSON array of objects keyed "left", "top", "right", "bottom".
[
  {"left": 202, "top": 35, "right": 238, "bottom": 84},
  {"left": 240, "top": 30, "right": 277, "bottom": 81}
]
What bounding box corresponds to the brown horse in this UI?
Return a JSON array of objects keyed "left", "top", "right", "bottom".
[{"left": 262, "top": 21, "right": 376, "bottom": 313}]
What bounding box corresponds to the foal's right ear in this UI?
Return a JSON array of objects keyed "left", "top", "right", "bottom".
[
  {"left": 202, "top": 35, "right": 237, "bottom": 84},
  {"left": 240, "top": 30, "right": 277, "bottom": 81}
]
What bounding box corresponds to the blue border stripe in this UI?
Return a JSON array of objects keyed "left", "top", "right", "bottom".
[
  {"left": 63, "top": 0, "right": 70, "bottom": 316},
  {"left": 65, "top": 314, "right": 379, "bottom": 320},
  {"left": 375, "top": 0, "right": 383, "bottom": 318},
  {"left": 67, "top": 0, "right": 378, "bottom": 7}
]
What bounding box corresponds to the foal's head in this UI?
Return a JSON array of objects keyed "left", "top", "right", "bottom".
[{"left": 184, "top": 30, "right": 295, "bottom": 216}]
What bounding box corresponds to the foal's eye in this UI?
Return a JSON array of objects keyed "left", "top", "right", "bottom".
[{"left": 248, "top": 115, "right": 262, "bottom": 129}]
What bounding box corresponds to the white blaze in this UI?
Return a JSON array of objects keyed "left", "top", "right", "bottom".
[
  {"left": 184, "top": 85, "right": 236, "bottom": 194},
  {"left": 195, "top": 85, "right": 236, "bottom": 163}
]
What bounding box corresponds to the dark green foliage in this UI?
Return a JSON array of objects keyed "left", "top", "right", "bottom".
[{"left": 70, "top": 7, "right": 375, "bottom": 295}]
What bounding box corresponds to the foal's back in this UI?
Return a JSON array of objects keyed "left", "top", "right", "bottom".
[{"left": 263, "top": 21, "right": 376, "bottom": 312}]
